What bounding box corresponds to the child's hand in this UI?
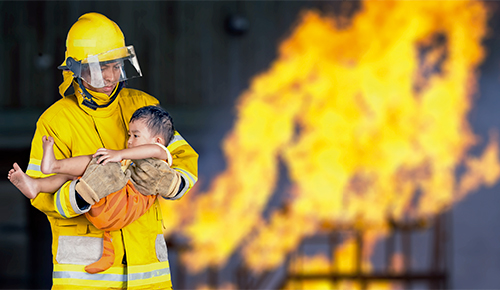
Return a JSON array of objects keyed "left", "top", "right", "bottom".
[{"left": 93, "top": 148, "right": 123, "bottom": 165}]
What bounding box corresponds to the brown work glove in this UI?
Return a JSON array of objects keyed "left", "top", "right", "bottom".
[
  {"left": 75, "top": 157, "right": 130, "bottom": 205},
  {"left": 129, "top": 158, "right": 182, "bottom": 198}
]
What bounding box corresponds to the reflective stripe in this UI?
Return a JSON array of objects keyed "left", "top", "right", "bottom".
[
  {"left": 53, "top": 264, "right": 127, "bottom": 288},
  {"left": 54, "top": 271, "right": 126, "bottom": 281},
  {"left": 27, "top": 159, "right": 56, "bottom": 179},
  {"left": 127, "top": 262, "right": 171, "bottom": 288},
  {"left": 26, "top": 158, "right": 47, "bottom": 178},
  {"left": 168, "top": 134, "right": 184, "bottom": 145},
  {"left": 128, "top": 267, "right": 170, "bottom": 281},
  {"left": 53, "top": 262, "right": 171, "bottom": 288},
  {"left": 175, "top": 167, "right": 197, "bottom": 186},
  {"left": 167, "top": 133, "right": 188, "bottom": 152},
  {"left": 165, "top": 175, "right": 189, "bottom": 200},
  {"left": 27, "top": 163, "right": 41, "bottom": 173},
  {"left": 55, "top": 187, "right": 69, "bottom": 218},
  {"left": 165, "top": 169, "right": 196, "bottom": 200},
  {"left": 69, "top": 179, "right": 90, "bottom": 214}
]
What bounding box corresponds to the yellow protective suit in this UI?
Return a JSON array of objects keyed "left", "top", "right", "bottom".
[{"left": 27, "top": 80, "right": 198, "bottom": 290}]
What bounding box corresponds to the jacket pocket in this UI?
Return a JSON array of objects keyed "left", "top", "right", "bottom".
[{"left": 56, "top": 235, "right": 103, "bottom": 265}]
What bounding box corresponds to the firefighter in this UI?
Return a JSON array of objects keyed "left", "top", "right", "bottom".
[{"left": 26, "top": 12, "right": 198, "bottom": 289}]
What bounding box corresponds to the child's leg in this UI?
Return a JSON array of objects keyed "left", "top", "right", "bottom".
[
  {"left": 8, "top": 162, "right": 75, "bottom": 199},
  {"left": 41, "top": 135, "right": 92, "bottom": 176}
]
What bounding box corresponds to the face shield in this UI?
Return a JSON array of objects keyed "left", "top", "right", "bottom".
[{"left": 62, "top": 45, "right": 142, "bottom": 88}]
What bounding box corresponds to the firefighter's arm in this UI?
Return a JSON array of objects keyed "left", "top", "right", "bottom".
[
  {"left": 165, "top": 131, "right": 199, "bottom": 200},
  {"left": 27, "top": 118, "right": 89, "bottom": 218}
]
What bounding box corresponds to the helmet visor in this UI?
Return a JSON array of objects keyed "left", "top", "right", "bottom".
[{"left": 80, "top": 45, "right": 142, "bottom": 88}]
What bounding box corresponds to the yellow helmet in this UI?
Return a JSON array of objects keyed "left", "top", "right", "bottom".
[
  {"left": 58, "top": 12, "right": 142, "bottom": 98},
  {"left": 58, "top": 13, "right": 142, "bottom": 110},
  {"left": 60, "top": 12, "right": 125, "bottom": 66}
]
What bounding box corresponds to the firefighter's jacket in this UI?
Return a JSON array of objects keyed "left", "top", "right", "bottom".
[{"left": 27, "top": 82, "right": 198, "bottom": 289}]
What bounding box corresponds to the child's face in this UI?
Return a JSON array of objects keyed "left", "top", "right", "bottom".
[{"left": 127, "top": 119, "right": 156, "bottom": 148}]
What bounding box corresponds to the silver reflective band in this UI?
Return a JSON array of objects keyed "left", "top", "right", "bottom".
[
  {"left": 55, "top": 187, "right": 69, "bottom": 218},
  {"left": 53, "top": 271, "right": 127, "bottom": 282},
  {"left": 175, "top": 167, "right": 197, "bottom": 186},
  {"left": 27, "top": 163, "right": 41, "bottom": 173},
  {"left": 128, "top": 267, "right": 170, "bottom": 281},
  {"left": 168, "top": 134, "right": 184, "bottom": 146}
]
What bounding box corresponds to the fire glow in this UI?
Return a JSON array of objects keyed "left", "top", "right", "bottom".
[{"left": 159, "top": 0, "right": 498, "bottom": 283}]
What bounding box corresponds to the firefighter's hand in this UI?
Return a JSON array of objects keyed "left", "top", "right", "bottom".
[
  {"left": 75, "top": 157, "right": 130, "bottom": 205},
  {"left": 129, "top": 158, "right": 181, "bottom": 198}
]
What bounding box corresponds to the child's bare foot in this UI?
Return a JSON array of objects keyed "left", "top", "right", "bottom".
[
  {"left": 8, "top": 163, "right": 40, "bottom": 199},
  {"left": 41, "top": 135, "right": 57, "bottom": 174}
]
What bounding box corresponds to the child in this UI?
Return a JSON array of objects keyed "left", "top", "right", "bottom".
[
  {"left": 9, "top": 105, "right": 176, "bottom": 198},
  {"left": 8, "top": 105, "right": 180, "bottom": 273},
  {"left": 9, "top": 105, "right": 175, "bottom": 199}
]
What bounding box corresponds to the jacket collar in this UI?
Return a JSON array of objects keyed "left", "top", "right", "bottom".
[{"left": 73, "top": 80, "right": 121, "bottom": 118}]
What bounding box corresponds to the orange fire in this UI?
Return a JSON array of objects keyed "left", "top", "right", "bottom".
[
  {"left": 283, "top": 236, "right": 391, "bottom": 290},
  {"left": 161, "top": 0, "right": 497, "bottom": 283}
]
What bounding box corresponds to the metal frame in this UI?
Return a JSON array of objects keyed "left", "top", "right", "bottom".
[
  {"left": 168, "top": 212, "right": 449, "bottom": 290},
  {"left": 237, "top": 213, "right": 449, "bottom": 290}
]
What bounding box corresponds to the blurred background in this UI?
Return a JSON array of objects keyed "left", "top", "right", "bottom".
[{"left": 2, "top": 0, "right": 500, "bottom": 289}]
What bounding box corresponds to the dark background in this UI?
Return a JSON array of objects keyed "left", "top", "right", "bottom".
[{"left": 1, "top": 1, "right": 500, "bottom": 289}]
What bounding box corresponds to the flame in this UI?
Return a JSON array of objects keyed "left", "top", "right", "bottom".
[
  {"left": 171, "top": 0, "right": 497, "bottom": 281},
  {"left": 457, "top": 131, "right": 500, "bottom": 199},
  {"left": 285, "top": 255, "right": 334, "bottom": 290},
  {"left": 284, "top": 236, "right": 391, "bottom": 290}
]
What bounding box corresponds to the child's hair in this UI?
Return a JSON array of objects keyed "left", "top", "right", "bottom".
[{"left": 130, "top": 105, "right": 175, "bottom": 145}]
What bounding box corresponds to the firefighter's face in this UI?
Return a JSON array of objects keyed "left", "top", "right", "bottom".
[{"left": 81, "top": 61, "right": 121, "bottom": 96}]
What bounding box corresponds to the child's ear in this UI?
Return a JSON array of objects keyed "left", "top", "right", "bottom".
[{"left": 155, "top": 136, "right": 164, "bottom": 145}]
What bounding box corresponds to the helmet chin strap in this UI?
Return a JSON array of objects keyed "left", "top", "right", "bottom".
[{"left": 76, "top": 78, "right": 125, "bottom": 110}]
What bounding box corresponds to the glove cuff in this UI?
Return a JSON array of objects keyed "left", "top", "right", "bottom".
[
  {"left": 75, "top": 179, "right": 99, "bottom": 205},
  {"left": 159, "top": 170, "right": 182, "bottom": 198}
]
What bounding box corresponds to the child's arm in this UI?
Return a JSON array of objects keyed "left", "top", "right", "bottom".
[{"left": 93, "top": 144, "right": 168, "bottom": 165}]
